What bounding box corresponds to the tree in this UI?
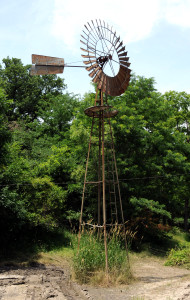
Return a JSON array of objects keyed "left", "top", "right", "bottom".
[
  {"left": 164, "top": 91, "right": 190, "bottom": 231},
  {"left": 0, "top": 57, "right": 66, "bottom": 121},
  {"left": 107, "top": 76, "right": 190, "bottom": 232},
  {"left": 0, "top": 87, "right": 11, "bottom": 166}
]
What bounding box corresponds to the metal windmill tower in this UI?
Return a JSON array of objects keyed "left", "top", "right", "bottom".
[{"left": 31, "top": 19, "right": 131, "bottom": 274}]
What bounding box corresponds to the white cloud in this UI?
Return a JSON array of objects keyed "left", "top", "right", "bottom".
[
  {"left": 51, "top": 0, "right": 190, "bottom": 52},
  {"left": 51, "top": 0, "right": 160, "bottom": 49},
  {"left": 164, "top": 0, "right": 190, "bottom": 27}
]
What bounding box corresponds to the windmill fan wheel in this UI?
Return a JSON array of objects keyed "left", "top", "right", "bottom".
[{"left": 81, "top": 20, "right": 131, "bottom": 96}]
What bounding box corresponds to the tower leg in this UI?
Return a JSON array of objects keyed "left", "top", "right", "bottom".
[
  {"left": 78, "top": 116, "right": 95, "bottom": 250},
  {"left": 78, "top": 90, "right": 129, "bottom": 277},
  {"left": 108, "top": 118, "right": 130, "bottom": 264},
  {"left": 101, "top": 110, "right": 109, "bottom": 275},
  {"left": 98, "top": 114, "right": 102, "bottom": 230}
]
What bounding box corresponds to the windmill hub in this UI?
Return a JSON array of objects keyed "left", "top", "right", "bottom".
[{"left": 97, "top": 54, "right": 112, "bottom": 69}]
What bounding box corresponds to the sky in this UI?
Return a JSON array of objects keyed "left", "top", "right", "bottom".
[{"left": 0, "top": 0, "right": 190, "bottom": 97}]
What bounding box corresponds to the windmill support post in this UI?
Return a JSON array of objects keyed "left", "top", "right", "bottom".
[{"left": 78, "top": 89, "right": 129, "bottom": 274}]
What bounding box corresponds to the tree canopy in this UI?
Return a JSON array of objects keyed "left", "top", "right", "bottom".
[{"left": 0, "top": 57, "right": 190, "bottom": 252}]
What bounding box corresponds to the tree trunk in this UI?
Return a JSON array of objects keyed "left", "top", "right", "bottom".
[{"left": 184, "top": 198, "right": 189, "bottom": 232}]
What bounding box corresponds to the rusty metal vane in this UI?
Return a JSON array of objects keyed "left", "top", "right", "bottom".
[
  {"left": 31, "top": 54, "right": 65, "bottom": 75},
  {"left": 30, "top": 54, "right": 86, "bottom": 75}
]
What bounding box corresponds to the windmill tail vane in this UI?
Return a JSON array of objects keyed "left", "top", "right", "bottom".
[
  {"left": 30, "top": 54, "right": 64, "bottom": 75},
  {"left": 30, "top": 54, "right": 86, "bottom": 75}
]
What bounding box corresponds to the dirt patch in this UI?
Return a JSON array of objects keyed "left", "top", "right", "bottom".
[
  {"left": 0, "top": 264, "right": 90, "bottom": 300},
  {"left": 0, "top": 256, "right": 190, "bottom": 300},
  {"left": 84, "top": 255, "right": 190, "bottom": 300}
]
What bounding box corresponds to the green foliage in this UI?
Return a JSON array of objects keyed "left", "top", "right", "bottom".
[
  {"left": 0, "top": 57, "right": 66, "bottom": 121},
  {"left": 164, "top": 229, "right": 190, "bottom": 268},
  {"left": 1, "top": 55, "right": 190, "bottom": 255},
  {"left": 0, "top": 57, "right": 78, "bottom": 251},
  {"left": 25, "top": 176, "right": 67, "bottom": 227},
  {"left": 73, "top": 231, "right": 131, "bottom": 284},
  {"left": 73, "top": 234, "right": 104, "bottom": 279},
  {"left": 0, "top": 87, "right": 11, "bottom": 165},
  {"left": 130, "top": 197, "right": 171, "bottom": 219},
  {"left": 165, "top": 248, "right": 190, "bottom": 268}
]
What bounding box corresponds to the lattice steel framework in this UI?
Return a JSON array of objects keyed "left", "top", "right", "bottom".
[{"left": 78, "top": 20, "right": 131, "bottom": 274}]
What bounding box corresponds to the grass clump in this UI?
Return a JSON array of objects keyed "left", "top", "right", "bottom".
[
  {"left": 73, "top": 229, "right": 132, "bottom": 285},
  {"left": 165, "top": 248, "right": 190, "bottom": 269},
  {"left": 165, "top": 228, "right": 190, "bottom": 269}
]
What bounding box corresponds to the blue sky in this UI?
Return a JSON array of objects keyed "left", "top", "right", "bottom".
[{"left": 0, "top": 0, "right": 190, "bottom": 97}]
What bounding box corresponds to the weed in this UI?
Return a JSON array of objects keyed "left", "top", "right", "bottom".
[
  {"left": 73, "top": 228, "right": 132, "bottom": 285},
  {"left": 165, "top": 228, "right": 190, "bottom": 269}
]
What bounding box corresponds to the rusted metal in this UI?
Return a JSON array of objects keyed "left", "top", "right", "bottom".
[
  {"left": 81, "top": 20, "right": 131, "bottom": 96},
  {"left": 30, "top": 54, "right": 65, "bottom": 75},
  {"left": 79, "top": 90, "right": 129, "bottom": 276},
  {"left": 79, "top": 21, "right": 132, "bottom": 276},
  {"left": 78, "top": 116, "right": 95, "bottom": 250},
  {"left": 83, "top": 59, "right": 97, "bottom": 65},
  {"left": 81, "top": 55, "right": 96, "bottom": 59},
  {"left": 108, "top": 118, "right": 130, "bottom": 264},
  {"left": 30, "top": 65, "right": 64, "bottom": 75},
  {"left": 101, "top": 105, "right": 109, "bottom": 276},
  {"left": 84, "top": 105, "right": 118, "bottom": 118},
  {"left": 32, "top": 54, "right": 64, "bottom": 66},
  {"left": 30, "top": 54, "right": 86, "bottom": 76},
  {"left": 86, "top": 63, "right": 99, "bottom": 71}
]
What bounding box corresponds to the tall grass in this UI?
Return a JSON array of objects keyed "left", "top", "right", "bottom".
[
  {"left": 165, "top": 228, "right": 190, "bottom": 269},
  {"left": 73, "top": 226, "right": 133, "bottom": 285},
  {"left": 165, "top": 248, "right": 190, "bottom": 268}
]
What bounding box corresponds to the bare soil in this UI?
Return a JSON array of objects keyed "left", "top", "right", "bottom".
[
  {"left": 0, "top": 264, "right": 89, "bottom": 300},
  {"left": 0, "top": 255, "right": 190, "bottom": 300},
  {"left": 85, "top": 255, "right": 190, "bottom": 300}
]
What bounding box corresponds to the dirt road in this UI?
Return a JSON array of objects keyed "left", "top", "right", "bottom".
[
  {"left": 0, "top": 256, "right": 190, "bottom": 300},
  {"left": 86, "top": 256, "right": 190, "bottom": 300}
]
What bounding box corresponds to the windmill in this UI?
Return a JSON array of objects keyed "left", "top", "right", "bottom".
[{"left": 31, "top": 19, "right": 131, "bottom": 275}]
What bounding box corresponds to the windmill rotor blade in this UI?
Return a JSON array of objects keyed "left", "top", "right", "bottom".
[
  {"left": 89, "top": 66, "right": 101, "bottom": 78},
  {"left": 80, "top": 48, "right": 95, "bottom": 55},
  {"left": 81, "top": 55, "right": 96, "bottom": 59},
  {"left": 83, "top": 60, "right": 97, "bottom": 65},
  {"left": 118, "top": 51, "right": 128, "bottom": 57},
  {"left": 32, "top": 54, "right": 64, "bottom": 66},
  {"left": 81, "top": 20, "right": 131, "bottom": 96},
  {"left": 117, "top": 46, "right": 126, "bottom": 54},
  {"left": 86, "top": 63, "right": 99, "bottom": 71},
  {"left": 116, "top": 41, "right": 123, "bottom": 50},
  {"left": 93, "top": 70, "right": 103, "bottom": 83},
  {"left": 120, "top": 61, "right": 131, "bottom": 68},
  {"left": 119, "top": 57, "right": 129, "bottom": 63},
  {"left": 119, "top": 55, "right": 129, "bottom": 61}
]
